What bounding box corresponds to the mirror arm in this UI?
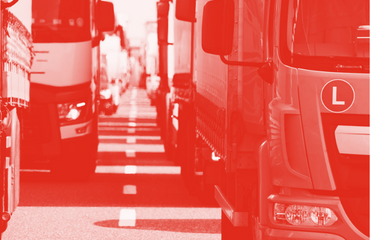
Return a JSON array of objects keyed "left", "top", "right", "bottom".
[
  {"left": 220, "top": 55, "right": 265, "bottom": 68},
  {"left": 91, "top": 33, "right": 105, "bottom": 48},
  {"left": 2, "top": 0, "right": 19, "bottom": 9},
  {"left": 220, "top": 55, "right": 274, "bottom": 84}
]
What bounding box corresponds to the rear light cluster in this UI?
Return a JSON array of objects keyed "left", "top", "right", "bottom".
[{"left": 274, "top": 203, "right": 338, "bottom": 226}]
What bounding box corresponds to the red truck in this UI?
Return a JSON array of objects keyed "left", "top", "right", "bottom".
[
  {"left": 21, "top": 0, "right": 115, "bottom": 179},
  {"left": 160, "top": 0, "right": 369, "bottom": 239}
]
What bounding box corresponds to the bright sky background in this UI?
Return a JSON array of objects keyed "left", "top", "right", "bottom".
[{"left": 107, "top": 0, "right": 158, "bottom": 47}]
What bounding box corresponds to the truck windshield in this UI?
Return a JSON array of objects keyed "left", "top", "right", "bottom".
[
  {"left": 32, "top": 0, "right": 90, "bottom": 43},
  {"left": 283, "top": 0, "right": 369, "bottom": 72}
]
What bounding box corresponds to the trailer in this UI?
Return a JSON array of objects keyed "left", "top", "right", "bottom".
[
  {"left": 170, "top": 0, "right": 369, "bottom": 239},
  {"left": 100, "top": 27, "right": 129, "bottom": 113},
  {"left": 0, "top": 0, "right": 34, "bottom": 237}
]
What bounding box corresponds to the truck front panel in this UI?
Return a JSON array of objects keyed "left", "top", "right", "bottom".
[
  {"left": 21, "top": 82, "right": 94, "bottom": 168},
  {"left": 31, "top": 42, "right": 92, "bottom": 87}
]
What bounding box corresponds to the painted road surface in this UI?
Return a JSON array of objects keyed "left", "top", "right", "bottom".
[{"left": 3, "top": 87, "right": 221, "bottom": 240}]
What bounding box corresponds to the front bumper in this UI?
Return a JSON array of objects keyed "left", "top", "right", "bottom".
[
  {"left": 215, "top": 185, "right": 368, "bottom": 240},
  {"left": 264, "top": 228, "right": 345, "bottom": 240},
  {"left": 22, "top": 83, "right": 96, "bottom": 168},
  {"left": 265, "top": 193, "right": 369, "bottom": 240}
]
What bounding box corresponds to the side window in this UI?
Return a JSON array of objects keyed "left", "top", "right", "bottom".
[
  {"left": 90, "top": 0, "right": 97, "bottom": 38},
  {"left": 268, "top": 0, "right": 275, "bottom": 58},
  {"left": 242, "top": 0, "right": 267, "bottom": 133},
  {"left": 243, "top": 0, "right": 266, "bottom": 62}
]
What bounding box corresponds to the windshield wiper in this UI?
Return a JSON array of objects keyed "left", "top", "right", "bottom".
[
  {"left": 336, "top": 64, "right": 369, "bottom": 73},
  {"left": 292, "top": 54, "right": 369, "bottom": 73}
]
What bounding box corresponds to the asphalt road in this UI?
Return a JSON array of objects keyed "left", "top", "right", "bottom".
[{"left": 3, "top": 87, "right": 221, "bottom": 240}]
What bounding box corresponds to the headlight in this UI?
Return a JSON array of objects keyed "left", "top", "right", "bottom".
[
  {"left": 57, "top": 101, "right": 87, "bottom": 123},
  {"left": 100, "top": 89, "right": 112, "bottom": 99}
]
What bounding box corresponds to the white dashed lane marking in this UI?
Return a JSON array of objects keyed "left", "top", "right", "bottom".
[
  {"left": 123, "top": 185, "right": 137, "bottom": 195},
  {"left": 95, "top": 165, "right": 181, "bottom": 175},
  {"left": 99, "top": 136, "right": 160, "bottom": 140},
  {"left": 124, "top": 165, "right": 137, "bottom": 174},
  {"left": 126, "top": 137, "right": 136, "bottom": 143},
  {"left": 119, "top": 209, "right": 136, "bottom": 227},
  {"left": 125, "top": 150, "right": 136, "bottom": 157}
]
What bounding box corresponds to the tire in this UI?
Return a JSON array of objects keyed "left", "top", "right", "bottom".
[
  {"left": 182, "top": 111, "right": 199, "bottom": 195},
  {"left": 220, "top": 172, "right": 259, "bottom": 240},
  {"left": 221, "top": 211, "right": 249, "bottom": 240},
  {"left": 104, "top": 103, "right": 113, "bottom": 116}
]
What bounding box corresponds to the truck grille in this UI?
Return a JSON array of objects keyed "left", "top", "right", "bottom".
[{"left": 321, "top": 113, "right": 369, "bottom": 237}]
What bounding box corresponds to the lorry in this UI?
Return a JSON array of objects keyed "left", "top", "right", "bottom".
[
  {"left": 98, "top": 54, "right": 114, "bottom": 115},
  {"left": 0, "top": 0, "right": 34, "bottom": 236},
  {"left": 21, "top": 0, "right": 115, "bottom": 179},
  {"left": 156, "top": 0, "right": 178, "bottom": 162},
  {"left": 161, "top": 0, "right": 369, "bottom": 239},
  {"left": 141, "top": 21, "right": 160, "bottom": 105},
  {"left": 100, "top": 26, "right": 129, "bottom": 113}
]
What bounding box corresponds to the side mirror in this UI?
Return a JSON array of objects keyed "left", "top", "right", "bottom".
[
  {"left": 157, "top": 1, "right": 169, "bottom": 18},
  {"left": 157, "top": 1, "right": 169, "bottom": 43},
  {"left": 202, "top": 0, "right": 234, "bottom": 55},
  {"left": 97, "top": 1, "right": 115, "bottom": 33},
  {"left": 115, "top": 25, "right": 127, "bottom": 49},
  {"left": 175, "top": 0, "right": 196, "bottom": 22}
]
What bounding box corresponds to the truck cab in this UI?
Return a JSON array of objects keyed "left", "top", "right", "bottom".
[{"left": 199, "top": 0, "right": 369, "bottom": 239}]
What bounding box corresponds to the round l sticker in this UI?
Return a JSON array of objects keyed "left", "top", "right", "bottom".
[{"left": 321, "top": 79, "right": 355, "bottom": 113}]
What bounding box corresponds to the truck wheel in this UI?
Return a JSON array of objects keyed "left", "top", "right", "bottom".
[
  {"left": 164, "top": 100, "right": 174, "bottom": 162},
  {"left": 182, "top": 116, "right": 199, "bottom": 195},
  {"left": 221, "top": 211, "right": 248, "bottom": 240},
  {"left": 104, "top": 104, "right": 113, "bottom": 116},
  {"left": 250, "top": 180, "right": 260, "bottom": 239},
  {"left": 163, "top": 116, "right": 173, "bottom": 162}
]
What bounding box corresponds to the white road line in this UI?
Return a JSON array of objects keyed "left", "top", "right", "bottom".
[
  {"left": 126, "top": 137, "right": 136, "bottom": 144},
  {"left": 98, "top": 122, "right": 156, "bottom": 127},
  {"left": 123, "top": 185, "right": 137, "bottom": 195},
  {"left": 95, "top": 165, "right": 181, "bottom": 174},
  {"left": 127, "top": 128, "right": 135, "bottom": 134},
  {"left": 136, "top": 166, "right": 181, "bottom": 174},
  {"left": 20, "top": 169, "right": 51, "bottom": 173},
  {"left": 128, "top": 122, "right": 137, "bottom": 127},
  {"left": 124, "top": 165, "right": 137, "bottom": 174},
  {"left": 119, "top": 209, "right": 136, "bottom": 227},
  {"left": 98, "top": 143, "right": 164, "bottom": 152},
  {"left": 99, "top": 136, "right": 160, "bottom": 140},
  {"left": 125, "top": 150, "right": 136, "bottom": 157}
]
